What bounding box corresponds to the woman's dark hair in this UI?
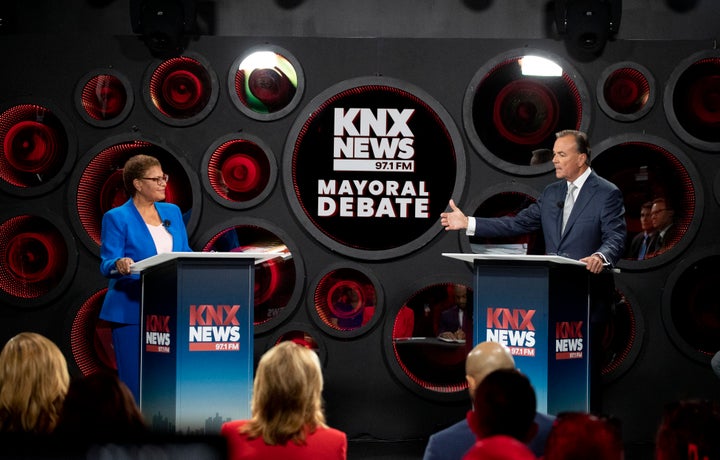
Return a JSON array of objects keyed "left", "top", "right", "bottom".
[{"left": 122, "top": 155, "right": 161, "bottom": 197}]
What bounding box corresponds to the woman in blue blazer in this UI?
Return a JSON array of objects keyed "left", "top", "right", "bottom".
[{"left": 99, "top": 154, "right": 192, "bottom": 402}]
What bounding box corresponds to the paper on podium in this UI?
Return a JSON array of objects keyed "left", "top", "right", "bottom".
[
  {"left": 442, "top": 253, "right": 586, "bottom": 267},
  {"left": 130, "top": 251, "right": 284, "bottom": 274}
]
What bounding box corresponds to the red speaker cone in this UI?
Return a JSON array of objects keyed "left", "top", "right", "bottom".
[
  {"left": 0, "top": 215, "right": 68, "bottom": 299},
  {"left": 603, "top": 68, "right": 650, "bottom": 115},
  {"left": 81, "top": 74, "right": 129, "bottom": 121}
]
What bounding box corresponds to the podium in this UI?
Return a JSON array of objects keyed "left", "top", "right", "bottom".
[
  {"left": 443, "top": 253, "right": 590, "bottom": 414},
  {"left": 131, "top": 252, "right": 280, "bottom": 433}
]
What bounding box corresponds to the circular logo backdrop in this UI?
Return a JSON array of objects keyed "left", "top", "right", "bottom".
[{"left": 284, "top": 77, "right": 465, "bottom": 260}]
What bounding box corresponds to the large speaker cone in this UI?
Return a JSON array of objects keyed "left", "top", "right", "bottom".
[
  {"left": 0, "top": 213, "right": 76, "bottom": 304},
  {"left": 68, "top": 289, "right": 117, "bottom": 376},
  {"left": 229, "top": 46, "right": 304, "bottom": 121},
  {"left": 200, "top": 221, "right": 302, "bottom": 335},
  {"left": 202, "top": 134, "right": 277, "bottom": 209},
  {"left": 665, "top": 51, "right": 720, "bottom": 151},
  {"left": 75, "top": 71, "right": 133, "bottom": 127},
  {"left": 312, "top": 267, "right": 379, "bottom": 336},
  {"left": 598, "top": 62, "right": 655, "bottom": 122},
  {"left": 389, "top": 282, "right": 472, "bottom": 395},
  {"left": 592, "top": 135, "right": 702, "bottom": 270},
  {"left": 0, "top": 103, "right": 74, "bottom": 194},
  {"left": 600, "top": 284, "right": 644, "bottom": 381},
  {"left": 143, "top": 54, "right": 218, "bottom": 126},
  {"left": 463, "top": 50, "right": 590, "bottom": 175},
  {"left": 663, "top": 251, "right": 720, "bottom": 362}
]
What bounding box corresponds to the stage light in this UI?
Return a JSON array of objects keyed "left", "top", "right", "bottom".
[
  {"left": 520, "top": 56, "right": 563, "bottom": 77},
  {"left": 130, "top": 0, "right": 196, "bottom": 57},
  {"left": 555, "top": 0, "right": 622, "bottom": 58}
]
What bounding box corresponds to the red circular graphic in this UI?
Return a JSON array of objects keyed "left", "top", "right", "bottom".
[
  {"left": 148, "top": 56, "right": 214, "bottom": 120},
  {"left": 0, "top": 215, "right": 68, "bottom": 299},
  {"left": 3, "top": 120, "right": 58, "bottom": 173},
  {"left": 603, "top": 68, "right": 650, "bottom": 115},
  {"left": 492, "top": 80, "right": 559, "bottom": 145},
  {"left": 221, "top": 154, "right": 262, "bottom": 193},
  {"left": 286, "top": 78, "right": 464, "bottom": 259},
  {"left": 161, "top": 69, "right": 203, "bottom": 111},
  {"left": 81, "top": 74, "right": 128, "bottom": 121}
]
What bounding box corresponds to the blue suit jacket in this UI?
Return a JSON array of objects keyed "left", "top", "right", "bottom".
[
  {"left": 99, "top": 199, "right": 192, "bottom": 324},
  {"left": 422, "top": 411, "right": 555, "bottom": 460},
  {"left": 474, "top": 170, "right": 626, "bottom": 265}
]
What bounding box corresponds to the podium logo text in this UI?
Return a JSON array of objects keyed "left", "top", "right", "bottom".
[
  {"left": 485, "top": 307, "right": 536, "bottom": 357},
  {"left": 555, "top": 321, "right": 584, "bottom": 360},
  {"left": 145, "top": 314, "right": 171, "bottom": 353},
  {"left": 188, "top": 304, "right": 241, "bottom": 352}
]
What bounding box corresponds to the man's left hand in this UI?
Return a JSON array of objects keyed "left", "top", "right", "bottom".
[{"left": 580, "top": 254, "right": 605, "bottom": 274}]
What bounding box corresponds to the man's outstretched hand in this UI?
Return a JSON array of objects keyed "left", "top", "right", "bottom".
[{"left": 440, "top": 199, "right": 469, "bottom": 231}]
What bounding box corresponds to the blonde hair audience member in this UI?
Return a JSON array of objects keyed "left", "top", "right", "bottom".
[
  {"left": 221, "top": 341, "right": 347, "bottom": 460},
  {"left": 0, "top": 332, "right": 70, "bottom": 434}
]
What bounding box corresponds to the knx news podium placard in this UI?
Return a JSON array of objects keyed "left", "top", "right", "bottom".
[
  {"left": 131, "top": 252, "right": 279, "bottom": 434},
  {"left": 443, "top": 253, "right": 590, "bottom": 414}
]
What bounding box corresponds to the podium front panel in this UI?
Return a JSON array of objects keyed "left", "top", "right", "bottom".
[
  {"left": 473, "top": 263, "right": 550, "bottom": 412},
  {"left": 472, "top": 260, "right": 590, "bottom": 414},
  {"left": 140, "top": 258, "right": 254, "bottom": 433},
  {"left": 547, "top": 265, "right": 590, "bottom": 414}
]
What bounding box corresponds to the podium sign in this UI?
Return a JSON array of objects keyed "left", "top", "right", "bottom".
[
  {"left": 443, "top": 254, "right": 590, "bottom": 414},
  {"left": 134, "top": 252, "right": 276, "bottom": 433}
]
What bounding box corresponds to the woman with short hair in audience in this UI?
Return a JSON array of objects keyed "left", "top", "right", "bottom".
[
  {"left": 0, "top": 332, "right": 70, "bottom": 434},
  {"left": 221, "top": 341, "right": 347, "bottom": 460}
]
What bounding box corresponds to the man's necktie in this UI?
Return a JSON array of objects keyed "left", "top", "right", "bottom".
[
  {"left": 562, "top": 183, "right": 576, "bottom": 234},
  {"left": 638, "top": 234, "right": 649, "bottom": 259}
]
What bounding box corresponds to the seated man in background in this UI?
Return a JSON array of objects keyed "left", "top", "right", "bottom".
[{"left": 423, "top": 342, "right": 554, "bottom": 460}]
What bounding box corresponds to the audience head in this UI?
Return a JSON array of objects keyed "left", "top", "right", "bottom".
[
  {"left": 651, "top": 197, "right": 675, "bottom": 230},
  {"left": 467, "top": 435, "right": 538, "bottom": 460},
  {"left": 0, "top": 332, "right": 70, "bottom": 434},
  {"left": 544, "top": 412, "right": 623, "bottom": 460},
  {"left": 54, "top": 371, "right": 147, "bottom": 441},
  {"left": 451, "top": 284, "right": 469, "bottom": 312},
  {"left": 655, "top": 399, "right": 720, "bottom": 460},
  {"left": 639, "top": 201, "right": 655, "bottom": 233},
  {"left": 470, "top": 369, "right": 537, "bottom": 443},
  {"left": 243, "top": 341, "right": 326, "bottom": 445},
  {"left": 465, "top": 341, "right": 516, "bottom": 398}
]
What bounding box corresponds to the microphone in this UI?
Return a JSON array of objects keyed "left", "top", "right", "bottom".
[
  {"left": 557, "top": 201, "right": 564, "bottom": 208},
  {"left": 163, "top": 219, "right": 171, "bottom": 228}
]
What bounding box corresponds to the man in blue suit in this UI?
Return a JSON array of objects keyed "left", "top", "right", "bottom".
[
  {"left": 423, "top": 341, "right": 554, "bottom": 460},
  {"left": 440, "top": 129, "right": 626, "bottom": 411}
]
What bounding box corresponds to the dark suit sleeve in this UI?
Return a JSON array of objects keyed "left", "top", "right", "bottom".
[
  {"left": 596, "top": 186, "right": 626, "bottom": 265},
  {"left": 473, "top": 200, "right": 543, "bottom": 238}
]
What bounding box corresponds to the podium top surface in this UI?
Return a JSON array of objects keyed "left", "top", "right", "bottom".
[
  {"left": 442, "top": 253, "right": 586, "bottom": 267},
  {"left": 130, "top": 251, "right": 284, "bottom": 273}
]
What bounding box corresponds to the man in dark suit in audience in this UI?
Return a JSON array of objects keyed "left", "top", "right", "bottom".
[
  {"left": 422, "top": 341, "right": 554, "bottom": 460},
  {"left": 648, "top": 197, "right": 677, "bottom": 256},
  {"left": 627, "top": 201, "right": 656, "bottom": 260}
]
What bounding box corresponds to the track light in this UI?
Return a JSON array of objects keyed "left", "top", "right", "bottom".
[
  {"left": 555, "top": 0, "right": 622, "bottom": 59},
  {"left": 130, "top": 0, "right": 196, "bottom": 57}
]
